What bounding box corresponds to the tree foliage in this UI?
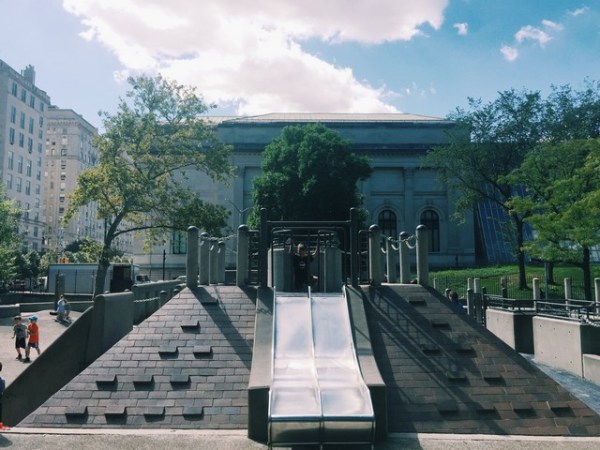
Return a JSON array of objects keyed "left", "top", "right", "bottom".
[
  {"left": 509, "top": 139, "right": 600, "bottom": 299},
  {"left": 424, "top": 89, "right": 544, "bottom": 289},
  {"left": 249, "top": 124, "right": 372, "bottom": 226},
  {"left": 0, "top": 187, "right": 22, "bottom": 284},
  {"left": 66, "top": 75, "right": 234, "bottom": 295}
]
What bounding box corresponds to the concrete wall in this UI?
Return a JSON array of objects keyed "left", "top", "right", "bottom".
[
  {"left": 583, "top": 354, "right": 600, "bottom": 386},
  {"left": 533, "top": 316, "right": 600, "bottom": 377},
  {"left": 485, "top": 309, "right": 534, "bottom": 354}
]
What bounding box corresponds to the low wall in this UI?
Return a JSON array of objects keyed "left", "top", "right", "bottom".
[
  {"left": 533, "top": 316, "right": 600, "bottom": 377},
  {"left": 485, "top": 308, "right": 534, "bottom": 354},
  {"left": 583, "top": 354, "right": 600, "bottom": 386}
]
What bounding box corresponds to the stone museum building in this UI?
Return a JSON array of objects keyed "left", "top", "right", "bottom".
[{"left": 134, "top": 113, "right": 477, "bottom": 278}]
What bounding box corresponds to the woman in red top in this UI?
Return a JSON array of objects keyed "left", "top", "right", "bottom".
[{"left": 25, "top": 316, "right": 40, "bottom": 363}]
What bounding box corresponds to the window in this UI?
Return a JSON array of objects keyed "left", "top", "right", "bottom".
[
  {"left": 7, "top": 151, "right": 14, "bottom": 170},
  {"left": 172, "top": 231, "right": 187, "bottom": 254},
  {"left": 60, "top": 148, "right": 67, "bottom": 156},
  {"left": 25, "top": 181, "right": 31, "bottom": 195},
  {"left": 60, "top": 160, "right": 66, "bottom": 169},
  {"left": 11, "top": 82, "right": 18, "bottom": 96},
  {"left": 9, "top": 128, "right": 15, "bottom": 145},
  {"left": 21, "top": 89, "right": 27, "bottom": 102},
  {"left": 17, "top": 156, "right": 23, "bottom": 173},
  {"left": 26, "top": 159, "right": 32, "bottom": 176},
  {"left": 29, "top": 117, "right": 34, "bottom": 133},
  {"left": 378, "top": 209, "right": 397, "bottom": 238},
  {"left": 420, "top": 209, "right": 440, "bottom": 252},
  {"left": 19, "top": 132, "right": 24, "bottom": 147},
  {"left": 27, "top": 137, "right": 33, "bottom": 153},
  {"left": 29, "top": 94, "right": 35, "bottom": 108},
  {"left": 35, "top": 184, "right": 40, "bottom": 195},
  {"left": 10, "top": 106, "right": 16, "bottom": 123},
  {"left": 6, "top": 174, "right": 12, "bottom": 190},
  {"left": 39, "top": 116, "right": 43, "bottom": 128},
  {"left": 19, "top": 112, "right": 25, "bottom": 129},
  {"left": 59, "top": 194, "right": 65, "bottom": 203},
  {"left": 16, "top": 177, "right": 22, "bottom": 193},
  {"left": 60, "top": 172, "right": 66, "bottom": 181}
]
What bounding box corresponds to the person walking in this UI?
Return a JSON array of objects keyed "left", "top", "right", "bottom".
[
  {"left": 0, "top": 361, "right": 5, "bottom": 424},
  {"left": 12, "top": 316, "right": 27, "bottom": 361},
  {"left": 24, "top": 316, "right": 40, "bottom": 363}
]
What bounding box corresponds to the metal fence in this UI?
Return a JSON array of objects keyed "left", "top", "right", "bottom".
[{"left": 432, "top": 273, "right": 589, "bottom": 301}]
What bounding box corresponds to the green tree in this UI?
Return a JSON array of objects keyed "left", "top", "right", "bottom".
[
  {"left": 65, "top": 75, "right": 233, "bottom": 296},
  {"left": 424, "top": 89, "right": 544, "bottom": 289},
  {"left": 0, "top": 188, "right": 21, "bottom": 287},
  {"left": 249, "top": 123, "right": 372, "bottom": 225},
  {"left": 63, "top": 237, "right": 122, "bottom": 263},
  {"left": 510, "top": 139, "right": 600, "bottom": 299}
]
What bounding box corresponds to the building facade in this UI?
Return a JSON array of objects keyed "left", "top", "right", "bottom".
[
  {"left": 134, "top": 113, "right": 476, "bottom": 279},
  {"left": 0, "top": 60, "right": 51, "bottom": 252},
  {"left": 43, "top": 107, "right": 104, "bottom": 251}
]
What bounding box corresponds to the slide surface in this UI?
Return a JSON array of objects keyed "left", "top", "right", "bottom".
[{"left": 268, "top": 291, "right": 374, "bottom": 446}]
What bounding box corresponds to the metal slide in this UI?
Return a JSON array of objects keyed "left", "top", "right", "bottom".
[{"left": 268, "top": 290, "right": 375, "bottom": 448}]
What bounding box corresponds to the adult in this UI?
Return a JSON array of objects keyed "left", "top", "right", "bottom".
[{"left": 291, "top": 242, "right": 318, "bottom": 292}]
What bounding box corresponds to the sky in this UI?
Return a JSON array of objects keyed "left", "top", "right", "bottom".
[{"left": 0, "top": 0, "right": 598, "bottom": 129}]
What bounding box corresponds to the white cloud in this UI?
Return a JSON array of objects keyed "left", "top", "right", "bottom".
[
  {"left": 569, "top": 7, "right": 589, "bottom": 17},
  {"left": 453, "top": 22, "right": 468, "bottom": 36},
  {"left": 500, "top": 45, "right": 519, "bottom": 62},
  {"left": 61, "top": 0, "right": 450, "bottom": 114},
  {"left": 515, "top": 25, "right": 552, "bottom": 47}
]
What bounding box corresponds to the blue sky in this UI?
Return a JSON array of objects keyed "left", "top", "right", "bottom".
[{"left": 1, "top": 0, "right": 598, "bottom": 129}]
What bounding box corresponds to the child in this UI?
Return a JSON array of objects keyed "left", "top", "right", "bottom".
[
  {"left": 25, "top": 316, "right": 40, "bottom": 363},
  {"left": 56, "top": 295, "right": 70, "bottom": 322},
  {"left": 12, "top": 316, "right": 27, "bottom": 361}
]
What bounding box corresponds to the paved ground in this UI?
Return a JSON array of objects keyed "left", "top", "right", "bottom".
[{"left": 0, "top": 309, "right": 81, "bottom": 386}]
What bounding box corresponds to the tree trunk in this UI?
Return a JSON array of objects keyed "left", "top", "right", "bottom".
[
  {"left": 94, "top": 250, "right": 111, "bottom": 297},
  {"left": 512, "top": 213, "right": 528, "bottom": 290},
  {"left": 582, "top": 245, "right": 592, "bottom": 301}
]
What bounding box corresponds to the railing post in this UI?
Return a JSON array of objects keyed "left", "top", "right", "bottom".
[
  {"left": 369, "top": 225, "right": 383, "bottom": 285},
  {"left": 467, "top": 288, "right": 475, "bottom": 317},
  {"left": 199, "top": 232, "right": 210, "bottom": 286},
  {"left": 533, "top": 277, "right": 540, "bottom": 311},
  {"left": 237, "top": 225, "right": 249, "bottom": 287},
  {"left": 501, "top": 276, "right": 508, "bottom": 298},
  {"left": 416, "top": 224, "right": 429, "bottom": 286},
  {"left": 399, "top": 232, "right": 410, "bottom": 284},
  {"left": 186, "top": 226, "right": 199, "bottom": 289},
  {"left": 386, "top": 237, "right": 397, "bottom": 283}
]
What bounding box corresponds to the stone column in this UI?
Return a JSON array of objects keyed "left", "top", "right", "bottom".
[
  {"left": 386, "top": 237, "right": 397, "bottom": 284},
  {"left": 199, "top": 232, "right": 210, "bottom": 286},
  {"left": 186, "top": 226, "right": 199, "bottom": 289},
  {"left": 416, "top": 224, "right": 428, "bottom": 286},
  {"left": 237, "top": 225, "right": 249, "bottom": 287},
  {"left": 369, "top": 225, "right": 383, "bottom": 285},
  {"left": 399, "top": 232, "right": 410, "bottom": 284}
]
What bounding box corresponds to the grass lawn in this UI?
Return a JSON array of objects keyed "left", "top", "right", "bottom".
[{"left": 429, "top": 263, "right": 600, "bottom": 300}]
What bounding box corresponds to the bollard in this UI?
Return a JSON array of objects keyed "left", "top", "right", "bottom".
[
  {"left": 186, "top": 226, "right": 199, "bottom": 289},
  {"left": 564, "top": 277, "right": 572, "bottom": 300},
  {"left": 416, "top": 225, "right": 429, "bottom": 286},
  {"left": 237, "top": 225, "right": 249, "bottom": 287},
  {"left": 399, "top": 232, "right": 410, "bottom": 284},
  {"left": 369, "top": 225, "right": 383, "bottom": 285},
  {"left": 199, "top": 232, "right": 210, "bottom": 286},
  {"left": 473, "top": 278, "right": 481, "bottom": 294},
  {"left": 466, "top": 288, "right": 475, "bottom": 317},
  {"left": 386, "top": 237, "right": 397, "bottom": 283}
]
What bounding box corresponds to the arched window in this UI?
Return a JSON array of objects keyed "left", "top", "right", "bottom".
[
  {"left": 420, "top": 209, "right": 440, "bottom": 252},
  {"left": 378, "top": 209, "right": 397, "bottom": 238}
]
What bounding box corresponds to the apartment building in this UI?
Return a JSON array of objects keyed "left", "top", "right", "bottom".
[
  {"left": 0, "top": 60, "right": 50, "bottom": 252},
  {"left": 44, "top": 107, "right": 104, "bottom": 251}
]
